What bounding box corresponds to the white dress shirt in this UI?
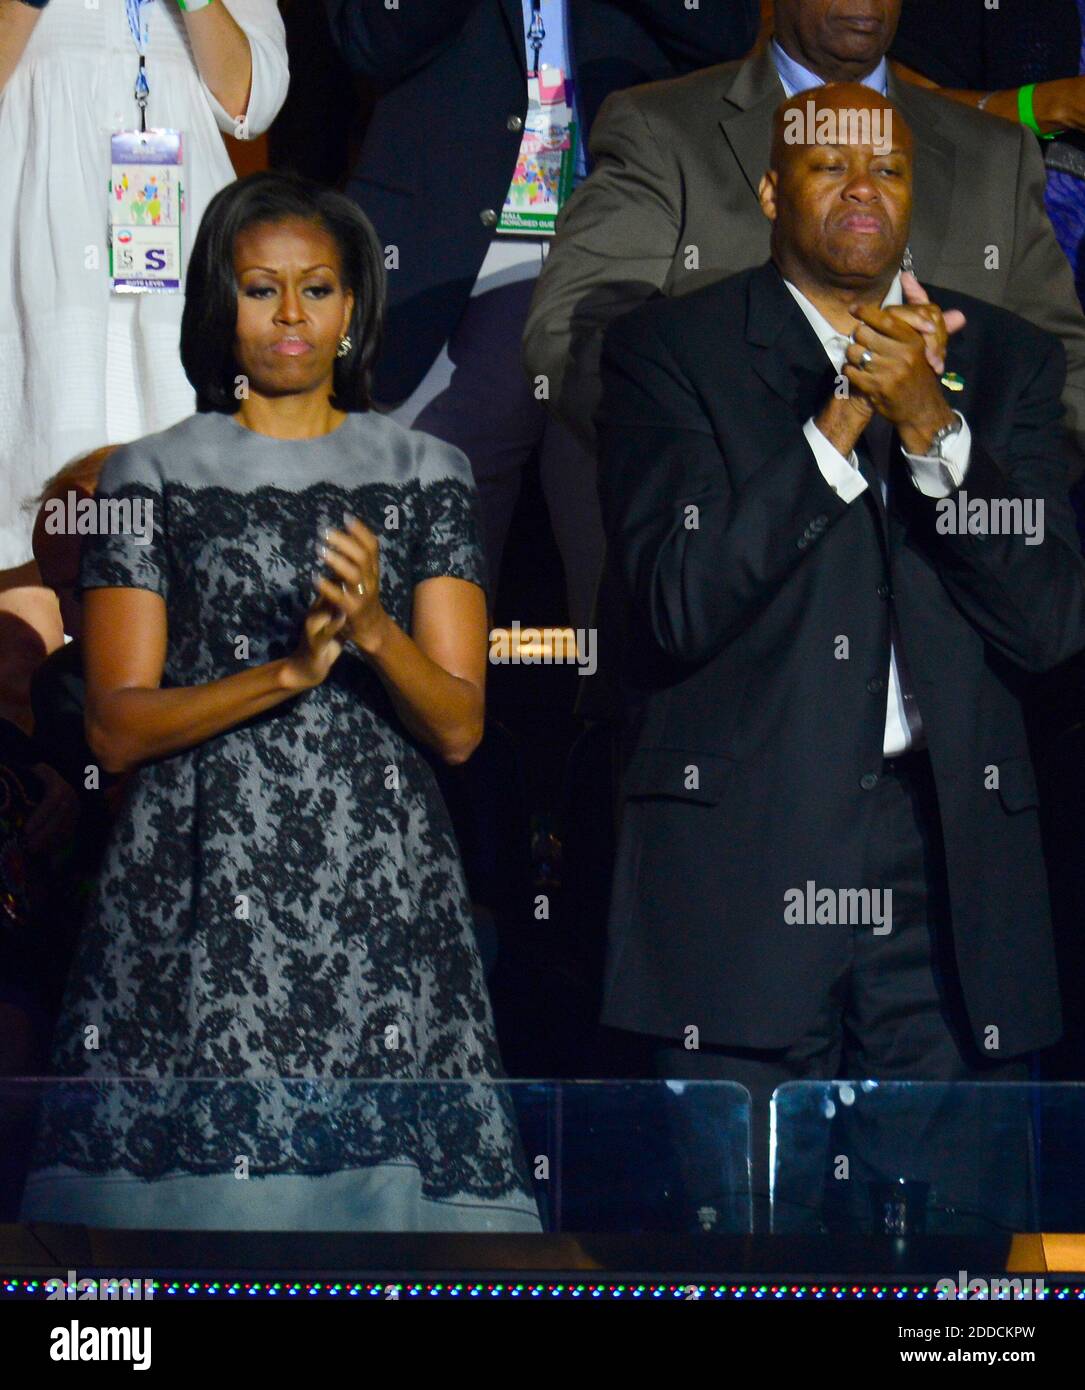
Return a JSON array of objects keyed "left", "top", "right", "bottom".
[{"left": 785, "top": 275, "right": 972, "bottom": 755}]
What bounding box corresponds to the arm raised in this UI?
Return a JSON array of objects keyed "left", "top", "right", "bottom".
[{"left": 83, "top": 586, "right": 345, "bottom": 775}]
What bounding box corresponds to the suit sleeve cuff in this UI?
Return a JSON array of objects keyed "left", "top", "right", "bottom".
[
  {"left": 903, "top": 413, "right": 972, "bottom": 498},
  {"left": 803, "top": 418, "right": 868, "bottom": 503}
]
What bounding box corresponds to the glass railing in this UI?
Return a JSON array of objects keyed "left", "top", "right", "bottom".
[
  {"left": 772, "top": 1081, "right": 1085, "bottom": 1235},
  {"left": 0, "top": 1079, "right": 751, "bottom": 1234},
  {"left": 7, "top": 1078, "right": 1085, "bottom": 1238}
]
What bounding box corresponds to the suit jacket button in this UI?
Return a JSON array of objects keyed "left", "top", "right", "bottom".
[
  {"left": 877, "top": 582, "right": 891, "bottom": 599},
  {"left": 868, "top": 677, "right": 885, "bottom": 694},
  {"left": 507, "top": 114, "right": 524, "bottom": 132},
  {"left": 860, "top": 772, "right": 879, "bottom": 790},
  {"left": 480, "top": 208, "right": 498, "bottom": 227}
]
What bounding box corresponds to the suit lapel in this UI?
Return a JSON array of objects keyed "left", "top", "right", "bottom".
[
  {"left": 745, "top": 264, "right": 899, "bottom": 556},
  {"left": 741, "top": 268, "right": 977, "bottom": 562},
  {"left": 886, "top": 74, "right": 954, "bottom": 282},
  {"left": 744, "top": 262, "right": 841, "bottom": 422},
  {"left": 719, "top": 48, "right": 783, "bottom": 199}
]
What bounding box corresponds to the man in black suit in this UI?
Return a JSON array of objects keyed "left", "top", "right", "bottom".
[
  {"left": 596, "top": 82, "right": 1085, "bottom": 1229},
  {"left": 322, "top": 0, "right": 760, "bottom": 627}
]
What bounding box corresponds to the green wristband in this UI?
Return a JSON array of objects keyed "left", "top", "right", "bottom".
[
  {"left": 1018, "top": 83, "right": 1064, "bottom": 140},
  {"left": 177, "top": 0, "right": 215, "bottom": 11}
]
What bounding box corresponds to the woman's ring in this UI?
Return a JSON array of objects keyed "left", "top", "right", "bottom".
[
  {"left": 859, "top": 348, "right": 874, "bottom": 370},
  {"left": 356, "top": 581, "right": 366, "bottom": 597}
]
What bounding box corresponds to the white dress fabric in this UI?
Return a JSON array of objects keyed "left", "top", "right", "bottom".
[{"left": 0, "top": 0, "right": 289, "bottom": 567}]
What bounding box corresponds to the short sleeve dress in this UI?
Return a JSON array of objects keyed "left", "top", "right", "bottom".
[{"left": 20, "top": 409, "right": 541, "bottom": 1233}]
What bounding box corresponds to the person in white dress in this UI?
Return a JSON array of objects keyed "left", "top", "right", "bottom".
[{"left": 0, "top": 0, "right": 288, "bottom": 730}]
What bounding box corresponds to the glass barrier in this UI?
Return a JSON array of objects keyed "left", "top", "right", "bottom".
[
  {"left": 12, "top": 1078, "right": 1085, "bottom": 1238},
  {"left": 0, "top": 1079, "right": 751, "bottom": 1235},
  {"left": 771, "top": 1081, "right": 1085, "bottom": 1236}
]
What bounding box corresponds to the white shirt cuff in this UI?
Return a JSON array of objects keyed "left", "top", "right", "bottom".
[
  {"left": 902, "top": 413, "right": 972, "bottom": 498},
  {"left": 803, "top": 418, "right": 868, "bottom": 504}
]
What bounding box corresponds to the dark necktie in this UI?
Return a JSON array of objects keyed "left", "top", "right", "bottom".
[
  {"left": 855, "top": 409, "right": 895, "bottom": 527},
  {"left": 854, "top": 410, "right": 926, "bottom": 748}
]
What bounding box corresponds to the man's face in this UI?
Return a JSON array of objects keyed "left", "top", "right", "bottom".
[
  {"left": 775, "top": 0, "right": 902, "bottom": 80},
  {"left": 762, "top": 109, "right": 912, "bottom": 289}
]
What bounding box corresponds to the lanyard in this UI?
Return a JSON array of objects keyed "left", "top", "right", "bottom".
[
  {"left": 526, "top": 0, "right": 545, "bottom": 78},
  {"left": 125, "top": 0, "right": 155, "bottom": 132}
]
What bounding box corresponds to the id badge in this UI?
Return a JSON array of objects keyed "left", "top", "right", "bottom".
[
  {"left": 109, "top": 129, "right": 184, "bottom": 293},
  {"left": 499, "top": 65, "right": 576, "bottom": 236}
]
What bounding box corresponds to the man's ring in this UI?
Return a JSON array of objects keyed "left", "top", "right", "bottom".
[
  {"left": 859, "top": 349, "right": 874, "bottom": 370},
  {"left": 356, "top": 582, "right": 366, "bottom": 597}
]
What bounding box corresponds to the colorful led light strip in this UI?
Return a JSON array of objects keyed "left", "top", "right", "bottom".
[{"left": 3, "top": 1277, "right": 1083, "bottom": 1300}]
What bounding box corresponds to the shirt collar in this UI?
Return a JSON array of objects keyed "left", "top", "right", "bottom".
[
  {"left": 784, "top": 273, "right": 903, "bottom": 360},
  {"left": 771, "top": 37, "right": 889, "bottom": 99}
]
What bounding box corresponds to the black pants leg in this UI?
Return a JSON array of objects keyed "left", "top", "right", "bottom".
[{"left": 650, "top": 750, "right": 1031, "bottom": 1234}]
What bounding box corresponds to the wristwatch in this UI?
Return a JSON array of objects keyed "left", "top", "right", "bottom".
[{"left": 928, "top": 413, "right": 964, "bottom": 461}]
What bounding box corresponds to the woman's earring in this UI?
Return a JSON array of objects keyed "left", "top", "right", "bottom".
[{"left": 336, "top": 335, "right": 352, "bottom": 359}]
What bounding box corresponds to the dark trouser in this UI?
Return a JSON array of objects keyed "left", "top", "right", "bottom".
[{"left": 650, "top": 749, "right": 1034, "bottom": 1234}]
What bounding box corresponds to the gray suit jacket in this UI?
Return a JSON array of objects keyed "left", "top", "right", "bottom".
[{"left": 523, "top": 45, "right": 1085, "bottom": 481}]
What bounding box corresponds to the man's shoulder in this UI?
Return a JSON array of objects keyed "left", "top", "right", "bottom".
[
  {"left": 928, "top": 283, "right": 1064, "bottom": 362},
  {"left": 604, "top": 266, "right": 761, "bottom": 352},
  {"left": 600, "top": 55, "right": 750, "bottom": 123},
  {"left": 891, "top": 78, "right": 1026, "bottom": 153}
]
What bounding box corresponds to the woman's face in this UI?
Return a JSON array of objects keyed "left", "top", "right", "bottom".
[{"left": 232, "top": 217, "right": 355, "bottom": 401}]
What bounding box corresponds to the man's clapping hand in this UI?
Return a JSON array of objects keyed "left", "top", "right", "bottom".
[
  {"left": 896, "top": 271, "right": 966, "bottom": 375},
  {"left": 843, "top": 303, "right": 957, "bottom": 455}
]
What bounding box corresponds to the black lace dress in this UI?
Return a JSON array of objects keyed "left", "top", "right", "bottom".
[{"left": 20, "top": 409, "right": 541, "bottom": 1232}]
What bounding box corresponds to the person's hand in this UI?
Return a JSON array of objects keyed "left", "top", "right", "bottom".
[
  {"left": 315, "top": 516, "right": 389, "bottom": 656},
  {"left": 1030, "top": 75, "right": 1085, "bottom": 134},
  {"left": 813, "top": 387, "right": 874, "bottom": 462},
  {"left": 844, "top": 304, "right": 957, "bottom": 454},
  {"left": 895, "top": 272, "right": 966, "bottom": 375},
  {"left": 24, "top": 762, "right": 79, "bottom": 856},
  {"left": 283, "top": 597, "right": 348, "bottom": 690}
]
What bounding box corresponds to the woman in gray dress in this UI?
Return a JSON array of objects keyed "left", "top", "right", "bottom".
[{"left": 20, "top": 171, "right": 541, "bottom": 1233}]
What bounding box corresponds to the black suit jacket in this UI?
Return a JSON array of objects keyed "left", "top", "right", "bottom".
[
  {"left": 322, "top": 0, "right": 760, "bottom": 403},
  {"left": 596, "top": 261, "right": 1085, "bottom": 1055}
]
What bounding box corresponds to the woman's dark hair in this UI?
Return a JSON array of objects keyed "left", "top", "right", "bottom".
[{"left": 181, "top": 170, "right": 386, "bottom": 413}]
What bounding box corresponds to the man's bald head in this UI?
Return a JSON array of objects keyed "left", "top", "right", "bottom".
[
  {"left": 770, "top": 84, "right": 912, "bottom": 172},
  {"left": 759, "top": 84, "right": 914, "bottom": 296}
]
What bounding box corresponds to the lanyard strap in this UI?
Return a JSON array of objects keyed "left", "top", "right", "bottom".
[
  {"left": 126, "top": 0, "right": 155, "bottom": 132},
  {"left": 527, "top": 0, "right": 545, "bottom": 77}
]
